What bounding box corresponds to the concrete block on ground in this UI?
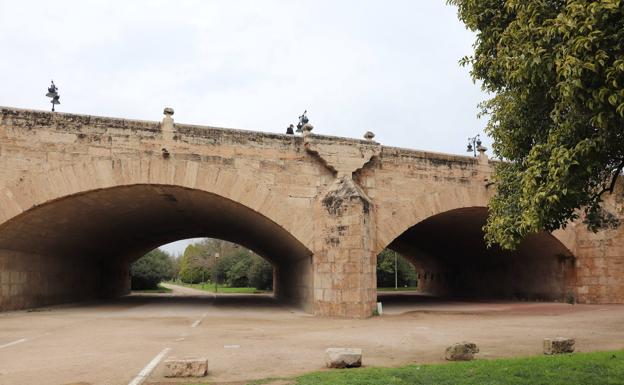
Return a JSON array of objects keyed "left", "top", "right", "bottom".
[
  {"left": 325, "top": 348, "right": 362, "bottom": 368},
  {"left": 445, "top": 342, "right": 479, "bottom": 361},
  {"left": 164, "top": 357, "right": 208, "bottom": 377},
  {"left": 543, "top": 337, "right": 575, "bottom": 355}
]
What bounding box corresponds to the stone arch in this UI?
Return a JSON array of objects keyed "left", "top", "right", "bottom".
[
  {"left": 375, "top": 186, "right": 491, "bottom": 256},
  {"left": 377, "top": 202, "right": 576, "bottom": 301},
  {"left": 0, "top": 158, "right": 314, "bottom": 251},
  {"left": 0, "top": 158, "right": 316, "bottom": 312},
  {"left": 374, "top": 180, "right": 576, "bottom": 300}
]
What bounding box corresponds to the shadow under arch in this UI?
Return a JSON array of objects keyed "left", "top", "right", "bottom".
[
  {"left": 0, "top": 184, "right": 313, "bottom": 312},
  {"left": 384, "top": 207, "right": 576, "bottom": 302}
]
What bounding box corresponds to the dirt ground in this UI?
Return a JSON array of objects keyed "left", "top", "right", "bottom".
[{"left": 1, "top": 284, "right": 623, "bottom": 385}]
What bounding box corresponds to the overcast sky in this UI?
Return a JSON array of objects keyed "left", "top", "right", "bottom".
[{"left": 0, "top": 1, "right": 490, "bottom": 255}]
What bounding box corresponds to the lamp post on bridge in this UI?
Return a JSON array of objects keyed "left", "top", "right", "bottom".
[
  {"left": 45, "top": 81, "right": 60, "bottom": 112},
  {"left": 466, "top": 134, "right": 483, "bottom": 157}
]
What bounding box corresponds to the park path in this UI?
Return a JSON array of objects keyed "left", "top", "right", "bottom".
[{"left": 160, "top": 282, "right": 216, "bottom": 297}]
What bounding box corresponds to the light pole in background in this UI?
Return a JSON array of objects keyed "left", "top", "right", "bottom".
[
  {"left": 394, "top": 251, "right": 398, "bottom": 290},
  {"left": 213, "top": 252, "right": 220, "bottom": 293}
]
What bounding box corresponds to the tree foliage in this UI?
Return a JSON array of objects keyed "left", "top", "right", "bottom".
[
  {"left": 249, "top": 257, "right": 273, "bottom": 291},
  {"left": 448, "top": 0, "right": 624, "bottom": 249},
  {"left": 130, "top": 249, "right": 174, "bottom": 290},
  {"left": 177, "top": 239, "right": 273, "bottom": 290},
  {"left": 376, "top": 249, "right": 418, "bottom": 288},
  {"left": 178, "top": 243, "right": 212, "bottom": 284}
]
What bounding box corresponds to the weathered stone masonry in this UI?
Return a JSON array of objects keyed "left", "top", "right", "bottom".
[{"left": 0, "top": 106, "right": 623, "bottom": 317}]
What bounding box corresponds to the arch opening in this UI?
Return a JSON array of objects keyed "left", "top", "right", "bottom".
[
  {"left": 376, "top": 249, "right": 418, "bottom": 290},
  {"left": 152, "top": 238, "right": 275, "bottom": 292},
  {"left": 386, "top": 207, "right": 576, "bottom": 302},
  {"left": 0, "top": 184, "right": 313, "bottom": 312}
]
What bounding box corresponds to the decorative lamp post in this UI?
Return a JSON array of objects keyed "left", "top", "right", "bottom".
[
  {"left": 45, "top": 81, "right": 60, "bottom": 112},
  {"left": 466, "top": 134, "right": 482, "bottom": 157}
]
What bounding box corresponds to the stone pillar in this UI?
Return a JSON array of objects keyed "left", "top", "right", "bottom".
[{"left": 313, "top": 177, "right": 377, "bottom": 318}]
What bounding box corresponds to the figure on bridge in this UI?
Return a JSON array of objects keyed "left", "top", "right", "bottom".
[
  {"left": 296, "top": 110, "right": 309, "bottom": 133},
  {"left": 286, "top": 124, "right": 294, "bottom": 135}
]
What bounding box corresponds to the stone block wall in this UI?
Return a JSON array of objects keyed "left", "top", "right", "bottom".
[
  {"left": 275, "top": 256, "right": 314, "bottom": 312},
  {"left": 0, "top": 250, "right": 104, "bottom": 311},
  {"left": 572, "top": 187, "right": 624, "bottom": 303}
]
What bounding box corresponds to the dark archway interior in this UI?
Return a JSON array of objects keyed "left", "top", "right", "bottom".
[
  {"left": 0, "top": 185, "right": 313, "bottom": 311},
  {"left": 388, "top": 207, "right": 575, "bottom": 301}
]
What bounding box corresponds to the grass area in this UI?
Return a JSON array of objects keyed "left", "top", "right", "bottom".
[
  {"left": 296, "top": 350, "right": 624, "bottom": 385},
  {"left": 131, "top": 284, "right": 172, "bottom": 293},
  {"left": 188, "top": 350, "right": 624, "bottom": 385},
  {"left": 168, "top": 281, "right": 269, "bottom": 294},
  {"left": 377, "top": 286, "right": 418, "bottom": 292}
]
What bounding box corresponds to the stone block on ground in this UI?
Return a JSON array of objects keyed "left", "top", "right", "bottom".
[
  {"left": 325, "top": 348, "right": 362, "bottom": 368},
  {"left": 445, "top": 342, "right": 479, "bottom": 361},
  {"left": 543, "top": 337, "right": 575, "bottom": 355},
  {"left": 164, "top": 357, "right": 208, "bottom": 377}
]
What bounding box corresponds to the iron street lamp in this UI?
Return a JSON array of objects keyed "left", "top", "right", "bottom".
[
  {"left": 466, "top": 134, "right": 482, "bottom": 157},
  {"left": 45, "top": 80, "right": 60, "bottom": 112}
]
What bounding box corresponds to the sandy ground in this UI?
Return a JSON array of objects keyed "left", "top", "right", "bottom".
[{"left": 0, "top": 284, "right": 623, "bottom": 385}]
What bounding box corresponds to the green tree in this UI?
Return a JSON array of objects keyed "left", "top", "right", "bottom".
[
  {"left": 376, "top": 249, "right": 418, "bottom": 288},
  {"left": 448, "top": 0, "right": 624, "bottom": 249},
  {"left": 169, "top": 254, "right": 181, "bottom": 279},
  {"left": 178, "top": 243, "right": 211, "bottom": 284},
  {"left": 225, "top": 250, "right": 254, "bottom": 287},
  {"left": 213, "top": 250, "right": 238, "bottom": 285},
  {"left": 177, "top": 238, "right": 273, "bottom": 290},
  {"left": 249, "top": 256, "right": 273, "bottom": 290},
  {"left": 130, "top": 249, "right": 174, "bottom": 290},
  {"left": 222, "top": 248, "right": 273, "bottom": 290}
]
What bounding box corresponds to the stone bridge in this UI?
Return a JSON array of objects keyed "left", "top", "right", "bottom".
[{"left": 1, "top": 107, "right": 623, "bottom": 318}]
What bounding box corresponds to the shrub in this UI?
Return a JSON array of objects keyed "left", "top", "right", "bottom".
[{"left": 130, "top": 249, "right": 174, "bottom": 290}]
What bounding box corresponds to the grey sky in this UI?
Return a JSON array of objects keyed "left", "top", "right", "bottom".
[{"left": 0, "top": 1, "right": 489, "bottom": 255}]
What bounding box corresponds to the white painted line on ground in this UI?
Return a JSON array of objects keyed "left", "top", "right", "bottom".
[
  {"left": 0, "top": 338, "right": 27, "bottom": 349},
  {"left": 127, "top": 347, "right": 171, "bottom": 385},
  {"left": 191, "top": 312, "right": 208, "bottom": 328}
]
